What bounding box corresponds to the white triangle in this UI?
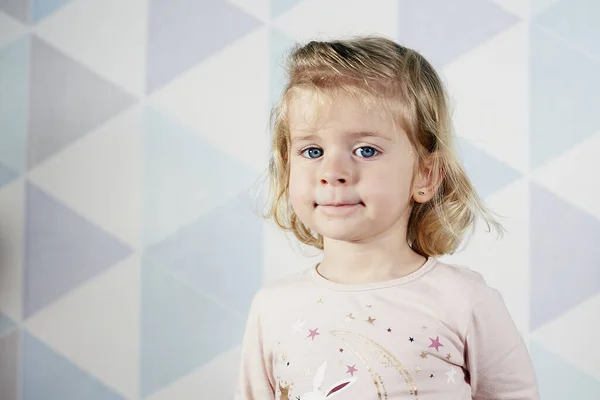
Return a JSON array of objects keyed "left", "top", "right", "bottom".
[
  {"left": 28, "top": 105, "right": 143, "bottom": 249},
  {"left": 531, "top": 131, "right": 600, "bottom": 222},
  {"left": 33, "top": 0, "right": 147, "bottom": 97},
  {"left": 24, "top": 253, "right": 141, "bottom": 399},
  {"left": 0, "top": 178, "right": 24, "bottom": 322},
  {"left": 149, "top": 27, "right": 271, "bottom": 172},
  {"left": 147, "top": 346, "right": 242, "bottom": 400},
  {"left": 272, "top": 0, "right": 399, "bottom": 44},
  {"left": 0, "top": 11, "right": 27, "bottom": 47},
  {"left": 262, "top": 219, "right": 321, "bottom": 284},
  {"left": 224, "top": 0, "right": 269, "bottom": 22},
  {"left": 442, "top": 21, "right": 529, "bottom": 175},
  {"left": 440, "top": 177, "right": 531, "bottom": 334},
  {"left": 531, "top": 293, "right": 600, "bottom": 381}
]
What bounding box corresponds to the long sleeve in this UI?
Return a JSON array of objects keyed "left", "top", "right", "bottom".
[
  {"left": 235, "top": 290, "right": 275, "bottom": 400},
  {"left": 465, "top": 286, "right": 539, "bottom": 400}
]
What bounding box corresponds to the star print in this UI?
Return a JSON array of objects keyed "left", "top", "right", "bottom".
[
  {"left": 430, "top": 374, "right": 434, "bottom": 378},
  {"left": 420, "top": 351, "right": 428, "bottom": 359},
  {"left": 421, "top": 325, "right": 427, "bottom": 331},
  {"left": 307, "top": 328, "right": 320, "bottom": 341},
  {"left": 339, "top": 348, "right": 344, "bottom": 353},
  {"left": 366, "top": 316, "right": 376, "bottom": 325},
  {"left": 292, "top": 318, "right": 305, "bottom": 334},
  {"left": 409, "top": 337, "right": 414, "bottom": 342},
  {"left": 346, "top": 365, "right": 358, "bottom": 376},
  {"left": 387, "top": 328, "right": 392, "bottom": 333},
  {"left": 317, "top": 298, "right": 324, "bottom": 304},
  {"left": 366, "top": 304, "right": 372, "bottom": 308},
  {"left": 416, "top": 366, "right": 422, "bottom": 373},
  {"left": 345, "top": 313, "right": 355, "bottom": 322},
  {"left": 446, "top": 353, "right": 452, "bottom": 360},
  {"left": 446, "top": 366, "right": 457, "bottom": 384},
  {"left": 428, "top": 336, "right": 444, "bottom": 352},
  {"left": 278, "top": 352, "right": 287, "bottom": 361}
]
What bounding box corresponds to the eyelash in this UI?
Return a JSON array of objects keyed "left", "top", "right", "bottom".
[{"left": 299, "top": 146, "right": 380, "bottom": 159}]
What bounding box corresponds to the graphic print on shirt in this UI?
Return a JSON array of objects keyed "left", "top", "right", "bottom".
[{"left": 299, "top": 360, "right": 357, "bottom": 400}]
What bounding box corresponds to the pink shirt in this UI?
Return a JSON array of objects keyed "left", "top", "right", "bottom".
[{"left": 235, "top": 257, "right": 539, "bottom": 399}]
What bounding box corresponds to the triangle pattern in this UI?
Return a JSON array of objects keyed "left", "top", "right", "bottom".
[
  {"left": 32, "top": 0, "right": 72, "bottom": 22},
  {"left": 141, "top": 107, "right": 259, "bottom": 246},
  {"left": 22, "top": 331, "right": 126, "bottom": 400},
  {"left": 530, "top": 294, "right": 600, "bottom": 381},
  {"left": 224, "top": 0, "right": 269, "bottom": 22},
  {"left": 397, "top": 0, "right": 520, "bottom": 67},
  {"left": 146, "top": 191, "right": 263, "bottom": 317},
  {"left": 530, "top": 342, "right": 600, "bottom": 399},
  {"left": 443, "top": 22, "right": 529, "bottom": 174},
  {"left": 28, "top": 105, "right": 144, "bottom": 249},
  {"left": 530, "top": 25, "right": 600, "bottom": 168},
  {"left": 456, "top": 138, "right": 522, "bottom": 199},
  {"left": 24, "top": 254, "right": 141, "bottom": 399},
  {"left": 534, "top": 0, "right": 600, "bottom": 60},
  {"left": 271, "top": 0, "right": 305, "bottom": 17},
  {"left": 0, "top": 312, "right": 15, "bottom": 335},
  {"left": 34, "top": 0, "right": 148, "bottom": 97},
  {"left": 0, "top": 328, "right": 20, "bottom": 400},
  {"left": 0, "top": 178, "right": 24, "bottom": 322},
  {"left": 0, "top": 11, "right": 27, "bottom": 47},
  {"left": 529, "top": 0, "right": 561, "bottom": 15},
  {"left": 529, "top": 182, "right": 600, "bottom": 330},
  {"left": 146, "top": 0, "right": 262, "bottom": 93},
  {"left": 0, "top": 161, "right": 18, "bottom": 188},
  {"left": 28, "top": 36, "right": 136, "bottom": 168},
  {"left": 269, "top": 27, "right": 295, "bottom": 108},
  {"left": 0, "top": 0, "right": 29, "bottom": 23},
  {"left": 24, "top": 182, "right": 133, "bottom": 318},
  {"left": 146, "top": 346, "right": 242, "bottom": 400},
  {"left": 140, "top": 256, "right": 245, "bottom": 398},
  {"left": 531, "top": 132, "right": 600, "bottom": 221},
  {"left": 149, "top": 27, "right": 270, "bottom": 172},
  {"left": 0, "top": 35, "right": 29, "bottom": 175},
  {"left": 272, "top": 0, "right": 399, "bottom": 43}
]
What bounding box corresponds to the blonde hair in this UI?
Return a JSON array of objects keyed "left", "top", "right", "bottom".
[{"left": 258, "top": 35, "right": 505, "bottom": 257}]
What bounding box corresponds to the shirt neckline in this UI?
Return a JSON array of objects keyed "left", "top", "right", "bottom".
[{"left": 307, "top": 256, "right": 438, "bottom": 292}]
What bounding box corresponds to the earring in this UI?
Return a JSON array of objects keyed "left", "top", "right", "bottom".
[{"left": 418, "top": 191, "right": 425, "bottom": 195}]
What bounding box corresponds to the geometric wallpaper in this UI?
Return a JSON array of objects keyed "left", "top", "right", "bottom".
[{"left": 0, "top": 0, "right": 599, "bottom": 399}]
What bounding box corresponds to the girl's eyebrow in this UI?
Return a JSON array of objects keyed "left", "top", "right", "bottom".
[{"left": 291, "top": 131, "right": 392, "bottom": 143}]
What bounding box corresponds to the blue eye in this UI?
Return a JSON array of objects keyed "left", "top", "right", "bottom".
[
  {"left": 301, "top": 147, "right": 323, "bottom": 159},
  {"left": 354, "top": 146, "right": 378, "bottom": 158}
]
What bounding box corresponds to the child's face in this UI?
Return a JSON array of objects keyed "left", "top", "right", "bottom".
[{"left": 288, "top": 89, "right": 419, "bottom": 244}]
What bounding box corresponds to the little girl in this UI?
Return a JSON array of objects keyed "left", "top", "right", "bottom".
[{"left": 235, "top": 36, "right": 539, "bottom": 399}]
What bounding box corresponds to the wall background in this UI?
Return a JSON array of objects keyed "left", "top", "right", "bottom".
[{"left": 0, "top": 0, "right": 599, "bottom": 398}]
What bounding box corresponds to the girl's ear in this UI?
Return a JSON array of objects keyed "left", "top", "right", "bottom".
[{"left": 412, "top": 154, "right": 442, "bottom": 203}]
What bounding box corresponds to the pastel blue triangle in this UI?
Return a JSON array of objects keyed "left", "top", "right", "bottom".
[
  {"left": 0, "top": 161, "right": 19, "bottom": 188},
  {"left": 24, "top": 182, "right": 133, "bottom": 318},
  {"left": 270, "top": 0, "right": 305, "bottom": 17},
  {"left": 534, "top": 0, "right": 600, "bottom": 59},
  {"left": 530, "top": 25, "right": 600, "bottom": 168},
  {"left": 141, "top": 107, "right": 260, "bottom": 246},
  {"left": 32, "top": 0, "right": 73, "bottom": 22},
  {"left": 269, "top": 27, "right": 295, "bottom": 108},
  {"left": 146, "top": 191, "right": 263, "bottom": 317},
  {"left": 23, "top": 331, "right": 125, "bottom": 400},
  {"left": 140, "top": 257, "right": 245, "bottom": 397},
  {"left": 530, "top": 342, "right": 600, "bottom": 399},
  {"left": 146, "top": 0, "right": 262, "bottom": 93},
  {"left": 0, "top": 312, "right": 16, "bottom": 335},
  {"left": 456, "top": 138, "right": 522, "bottom": 198},
  {"left": 0, "top": 328, "right": 20, "bottom": 400},
  {"left": 398, "top": 0, "right": 519, "bottom": 66},
  {"left": 0, "top": 36, "right": 29, "bottom": 175},
  {"left": 529, "top": 182, "right": 600, "bottom": 330}
]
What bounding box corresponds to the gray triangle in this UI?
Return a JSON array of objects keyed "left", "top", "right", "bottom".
[
  {"left": 28, "top": 36, "right": 136, "bottom": 168},
  {"left": 0, "top": 0, "right": 30, "bottom": 23}
]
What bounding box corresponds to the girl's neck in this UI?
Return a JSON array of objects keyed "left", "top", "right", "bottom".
[{"left": 317, "top": 236, "right": 427, "bottom": 285}]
